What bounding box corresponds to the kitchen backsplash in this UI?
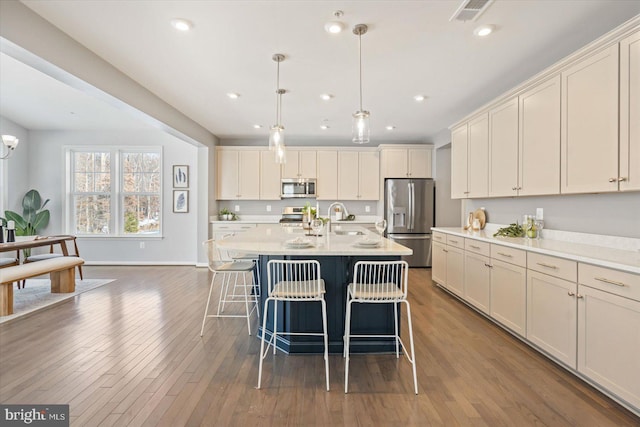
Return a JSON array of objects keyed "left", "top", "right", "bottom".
[{"left": 216, "top": 199, "right": 381, "bottom": 218}]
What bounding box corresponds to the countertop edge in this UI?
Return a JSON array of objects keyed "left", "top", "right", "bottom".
[{"left": 432, "top": 227, "right": 640, "bottom": 275}]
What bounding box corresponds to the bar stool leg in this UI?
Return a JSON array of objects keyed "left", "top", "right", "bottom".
[
  {"left": 394, "top": 301, "right": 400, "bottom": 358},
  {"left": 200, "top": 272, "right": 217, "bottom": 336},
  {"left": 404, "top": 300, "right": 418, "bottom": 395},
  {"left": 243, "top": 272, "right": 252, "bottom": 335},
  {"left": 321, "top": 298, "right": 329, "bottom": 391},
  {"left": 344, "top": 298, "right": 353, "bottom": 393}
]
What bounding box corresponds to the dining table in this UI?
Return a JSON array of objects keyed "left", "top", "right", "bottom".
[{"left": 0, "top": 235, "right": 78, "bottom": 257}]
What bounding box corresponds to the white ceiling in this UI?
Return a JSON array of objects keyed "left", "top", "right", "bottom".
[{"left": 2, "top": 1, "right": 640, "bottom": 144}]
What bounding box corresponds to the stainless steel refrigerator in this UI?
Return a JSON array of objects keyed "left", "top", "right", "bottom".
[{"left": 384, "top": 178, "right": 435, "bottom": 267}]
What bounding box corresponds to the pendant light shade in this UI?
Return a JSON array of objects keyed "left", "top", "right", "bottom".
[
  {"left": 352, "top": 24, "right": 370, "bottom": 144},
  {"left": 270, "top": 54, "right": 287, "bottom": 163}
]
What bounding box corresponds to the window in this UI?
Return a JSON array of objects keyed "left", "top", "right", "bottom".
[{"left": 67, "top": 147, "right": 162, "bottom": 236}]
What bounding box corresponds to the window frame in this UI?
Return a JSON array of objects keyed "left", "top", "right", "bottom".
[{"left": 65, "top": 146, "right": 163, "bottom": 238}]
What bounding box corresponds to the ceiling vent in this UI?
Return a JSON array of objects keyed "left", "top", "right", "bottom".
[{"left": 449, "top": 0, "right": 495, "bottom": 22}]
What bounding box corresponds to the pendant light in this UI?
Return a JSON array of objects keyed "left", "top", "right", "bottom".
[
  {"left": 352, "top": 24, "right": 370, "bottom": 144},
  {"left": 269, "top": 53, "right": 287, "bottom": 163}
]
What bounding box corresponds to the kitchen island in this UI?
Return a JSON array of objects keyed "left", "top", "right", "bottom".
[{"left": 216, "top": 224, "right": 412, "bottom": 354}]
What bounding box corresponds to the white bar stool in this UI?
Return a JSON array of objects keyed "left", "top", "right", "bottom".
[
  {"left": 257, "top": 259, "right": 329, "bottom": 391},
  {"left": 200, "top": 237, "right": 258, "bottom": 336},
  {"left": 344, "top": 260, "right": 418, "bottom": 394}
]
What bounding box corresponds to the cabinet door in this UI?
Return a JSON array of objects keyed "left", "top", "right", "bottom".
[
  {"left": 464, "top": 252, "right": 491, "bottom": 314},
  {"left": 467, "top": 113, "right": 489, "bottom": 198},
  {"left": 408, "top": 148, "right": 432, "bottom": 178},
  {"left": 577, "top": 284, "right": 640, "bottom": 410},
  {"left": 561, "top": 45, "right": 619, "bottom": 194},
  {"left": 489, "top": 97, "right": 519, "bottom": 197},
  {"left": 358, "top": 151, "right": 380, "bottom": 200},
  {"left": 316, "top": 151, "right": 338, "bottom": 200},
  {"left": 281, "top": 150, "right": 300, "bottom": 178},
  {"left": 446, "top": 246, "right": 465, "bottom": 298},
  {"left": 298, "top": 151, "right": 317, "bottom": 179},
  {"left": 337, "top": 151, "right": 359, "bottom": 200},
  {"left": 260, "top": 150, "right": 281, "bottom": 200},
  {"left": 620, "top": 31, "right": 640, "bottom": 191},
  {"left": 527, "top": 270, "right": 577, "bottom": 368},
  {"left": 431, "top": 241, "right": 447, "bottom": 286},
  {"left": 238, "top": 151, "right": 260, "bottom": 199},
  {"left": 490, "top": 259, "right": 526, "bottom": 337},
  {"left": 451, "top": 124, "right": 468, "bottom": 198},
  {"left": 216, "top": 150, "right": 239, "bottom": 200},
  {"left": 382, "top": 149, "right": 408, "bottom": 178},
  {"left": 519, "top": 74, "right": 561, "bottom": 196}
]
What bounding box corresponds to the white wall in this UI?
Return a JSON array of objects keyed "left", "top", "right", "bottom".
[
  {"left": 0, "top": 116, "right": 30, "bottom": 214},
  {"left": 27, "top": 129, "right": 200, "bottom": 264}
]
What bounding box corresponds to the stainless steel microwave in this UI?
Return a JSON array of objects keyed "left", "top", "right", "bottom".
[{"left": 281, "top": 178, "right": 316, "bottom": 198}]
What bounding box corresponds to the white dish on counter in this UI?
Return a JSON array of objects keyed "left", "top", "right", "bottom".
[
  {"left": 285, "top": 237, "right": 314, "bottom": 249},
  {"left": 355, "top": 237, "right": 381, "bottom": 248}
]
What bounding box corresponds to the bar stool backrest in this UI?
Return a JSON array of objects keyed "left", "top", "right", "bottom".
[
  {"left": 203, "top": 233, "right": 235, "bottom": 269},
  {"left": 267, "top": 259, "right": 324, "bottom": 300},
  {"left": 351, "top": 260, "right": 409, "bottom": 301}
]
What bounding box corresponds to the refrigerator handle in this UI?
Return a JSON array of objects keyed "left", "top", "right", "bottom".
[
  {"left": 410, "top": 182, "right": 415, "bottom": 230},
  {"left": 407, "top": 182, "right": 412, "bottom": 230}
]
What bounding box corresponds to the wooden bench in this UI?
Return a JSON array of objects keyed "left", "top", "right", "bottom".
[{"left": 0, "top": 257, "right": 85, "bottom": 316}]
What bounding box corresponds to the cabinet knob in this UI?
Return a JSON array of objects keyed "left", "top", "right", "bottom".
[
  {"left": 567, "top": 291, "right": 575, "bottom": 297},
  {"left": 608, "top": 178, "right": 617, "bottom": 183},
  {"left": 618, "top": 177, "right": 627, "bottom": 182},
  {"left": 576, "top": 294, "right": 584, "bottom": 299},
  {"left": 512, "top": 187, "right": 517, "bottom": 191}
]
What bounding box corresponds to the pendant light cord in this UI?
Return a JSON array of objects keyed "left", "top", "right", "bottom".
[
  {"left": 275, "top": 60, "right": 280, "bottom": 125},
  {"left": 358, "top": 32, "right": 363, "bottom": 111}
]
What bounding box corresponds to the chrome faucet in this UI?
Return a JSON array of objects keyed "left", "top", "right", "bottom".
[{"left": 327, "top": 202, "right": 349, "bottom": 233}]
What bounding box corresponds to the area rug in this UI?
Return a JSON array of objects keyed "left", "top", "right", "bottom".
[{"left": 0, "top": 278, "right": 115, "bottom": 325}]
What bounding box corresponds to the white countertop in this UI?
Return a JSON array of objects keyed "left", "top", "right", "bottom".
[
  {"left": 432, "top": 227, "right": 640, "bottom": 274},
  {"left": 210, "top": 215, "right": 380, "bottom": 225},
  {"left": 217, "top": 224, "right": 412, "bottom": 256}
]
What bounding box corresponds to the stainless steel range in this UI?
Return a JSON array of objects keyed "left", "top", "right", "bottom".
[{"left": 279, "top": 207, "right": 305, "bottom": 228}]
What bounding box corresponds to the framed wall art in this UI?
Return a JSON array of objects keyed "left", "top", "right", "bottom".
[
  {"left": 173, "top": 165, "right": 189, "bottom": 188},
  {"left": 173, "top": 190, "right": 189, "bottom": 213}
]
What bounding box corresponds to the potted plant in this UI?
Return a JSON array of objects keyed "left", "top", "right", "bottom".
[
  {"left": 1, "top": 189, "right": 50, "bottom": 237},
  {"left": 219, "top": 208, "right": 232, "bottom": 221}
]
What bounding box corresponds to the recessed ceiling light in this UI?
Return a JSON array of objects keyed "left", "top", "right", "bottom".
[
  {"left": 320, "top": 124, "right": 330, "bottom": 130},
  {"left": 171, "top": 19, "right": 193, "bottom": 32},
  {"left": 227, "top": 93, "right": 240, "bottom": 99},
  {"left": 324, "top": 10, "right": 345, "bottom": 34},
  {"left": 473, "top": 24, "right": 494, "bottom": 37},
  {"left": 414, "top": 95, "right": 426, "bottom": 102},
  {"left": 253, "top": 124, "right": 263, "bottom": 129},
  {"left": 386, "top": 126, "right": 396, "bottom": 131},
  {"left": 320, "top": 94, "right": 333, "bottom": 101}
]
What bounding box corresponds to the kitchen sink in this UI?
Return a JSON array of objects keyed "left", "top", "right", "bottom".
[{"left": 334, "top": 230, "right": 364, "bottom": 236}]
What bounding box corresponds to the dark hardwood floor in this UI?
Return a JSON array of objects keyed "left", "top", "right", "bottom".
[{"left": 0, "top": 266, "right": 637, "bottom": 426}]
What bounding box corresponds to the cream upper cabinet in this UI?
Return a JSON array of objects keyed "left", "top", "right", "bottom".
[
  {"left": 467, "top": 113, "right": 489, "bottom": 198},
  {"left": 489, "top": 97, "right": 519, "bottom": 197},
  {"left": 216, "top": 149, "right": 260, "bottom": 200},
  {"left": 561, "top": 45, "right": 619, "bottom": 194},
  {"left": 620, "top": 30, "right": 640, "bottom": 191},
  {"left": 451, "top": 124, "right": 469, "bottom": 199},
  {"left": 519, "top": 74, "right": 561, "bottom": 196},
  {"left": 260, "top": 150, "right": 281, "bottom": 200},
  {"left": 282, "top": 150, "right": 317, "bottom": 179},
  {"left": 380, "top": 145, "right": 432, "bottom": 178},
  {"left": 489, "top": 76, "right": 561, "bottom": 197},
  {"left": 337, "top": 150, "right": 380, "bottom": 200},
  {"left": 316, "top": 150, "right": 338, "bottom": 200}
]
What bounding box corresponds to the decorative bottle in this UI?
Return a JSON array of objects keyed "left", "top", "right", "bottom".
[{"left": 6, "top": 220, "right": 16, "bottom": 243}]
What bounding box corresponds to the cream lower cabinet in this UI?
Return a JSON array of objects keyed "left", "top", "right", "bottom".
[
  {"left": 464, "top": 251, "right": 491, "bottom": 314},
  {"left": 445, "top": 246, "right": 465, "bottom": 298},
  {"left": 526, "top": 270, "right": 577, "bottom": 368},
  {"left": 431, "top": 241, "right": 447, "bottom": 286},
  {"left": 577, "top": 264, "right": 640, "bottom": 410},
  {"left": 490, "top": 255, "right": 527, "bottom": 337}
]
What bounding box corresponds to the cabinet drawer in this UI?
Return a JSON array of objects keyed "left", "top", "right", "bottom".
[
  {"left": 465, "top": 239, "right": 490, "bottom": 256},
  {"left": 528, "top": 252, "right": 577, "bottom": 282},
  {"left": 491, "top": 244, "right": 526, "bottom": 267},
  {"left": 446, "top": 235, "right": 465, "bottom": 249},
  {"left": 579, "top": 263, "right": 640, "bottom": 302},
  {"left": 432, "top": 232, "right": 446, "bottom": 243},
  {"left": 211, "top": 223, "right": 257, "bottom": 232}
]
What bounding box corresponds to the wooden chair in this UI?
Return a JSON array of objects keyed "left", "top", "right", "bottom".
[{"left": 344, "top": 260, "right": 418, "bottom": 394}]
